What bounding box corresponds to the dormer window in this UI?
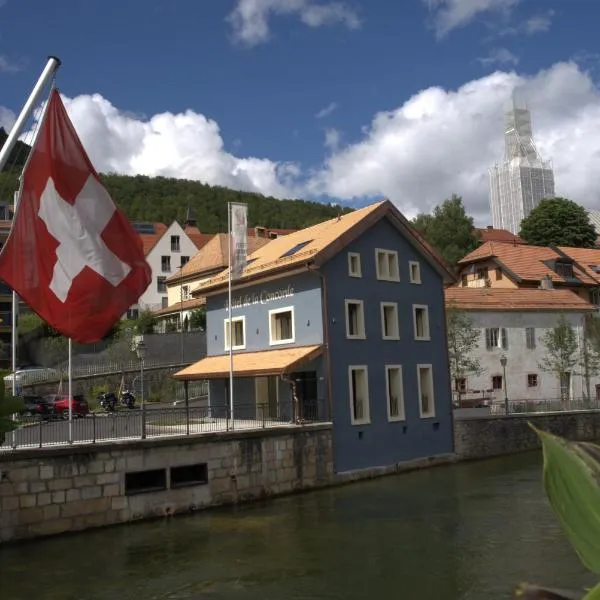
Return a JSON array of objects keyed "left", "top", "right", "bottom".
[{"left": 555, "top": 262, "right": 574, "bottom": 278}]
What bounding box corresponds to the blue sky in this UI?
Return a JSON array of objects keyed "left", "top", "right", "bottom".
[{"left": 1, "top": 0, "right": 600, "bottom": 223}]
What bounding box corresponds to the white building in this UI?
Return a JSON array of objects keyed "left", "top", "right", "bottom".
[
  {"left": 445, "top": 287, "right": 600, "bottom": 405},
  {"left": 489, "top": 103, "right": 555, "bottom": 235},
  {"left": 129, "top": 219, "right": 208, "bottom": 315}
]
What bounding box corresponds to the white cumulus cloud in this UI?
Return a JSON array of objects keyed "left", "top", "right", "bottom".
[
  {"left": 0, "top": 106, "right": 15, "bottom": 130},
  {"left": 308, "top": 61, "right": 600, "bottom": 224},
  {"left": 4, "top": 61, "right": 600, "bottom": 227},
  {"left": 227, "top": 0, "right": 360, "bottom": 46}
]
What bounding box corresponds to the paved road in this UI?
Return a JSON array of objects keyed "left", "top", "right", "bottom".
[{"left": 1, "top": 399, "right": 212, "bottom": 449}]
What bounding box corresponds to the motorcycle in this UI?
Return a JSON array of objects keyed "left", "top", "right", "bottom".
[
  {"left": 97, "top": 392, "right": 118, "bottom": 412},
  {"left": 121, "top": 390, "right": 136, "bottom": 409}
]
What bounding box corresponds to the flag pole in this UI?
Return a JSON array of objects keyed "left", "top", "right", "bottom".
[
  {"left": 0, "top": 56, "right": 61, "bottom": 172},
  {"left": 68, "top": 338, "right": 73, "bottom": 443},
  {"left": 228, "top": 202, "right": 234, "bottom": 431}
]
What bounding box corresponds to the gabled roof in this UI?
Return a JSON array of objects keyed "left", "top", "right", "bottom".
[
  {"left": 458, "top": 241, "right": 600, "bottom": 286},
  {"left": 476, "top": 227, "right": 526, "bottom": 245},
  {"left": 445, "top": 287, "right": 596, "bottom": 312},
  {"left": 556, "top": 246, "right": 600, "bottom": 283},
  {"left": 183, "top": 224, "right": 213, "bottom": 250},
  {"left": 192, "top": 199, "right": 455, "bottom": 295},
  {"left": 153, "top": 296, "right": 206, "bottom": 317},
  {"left": 166, "top": 233, "right": 272, "bottom": 284},
  {"left": 136, "top": 222, "right": 168, "bottom": 255}
]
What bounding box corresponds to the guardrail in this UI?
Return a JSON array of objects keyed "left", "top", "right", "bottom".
[
  {"left": 0, "top": 400, "right": 327, "bottom": 451},
  {"left": 486, "top": 397, "right": 600, "bottom": 415}
]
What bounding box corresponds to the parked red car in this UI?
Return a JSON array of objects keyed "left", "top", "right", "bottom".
[{"left": 44, "top": 394, "right": 89, "bottom": 419}]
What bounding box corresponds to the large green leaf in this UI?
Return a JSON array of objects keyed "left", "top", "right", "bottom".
[
  {"left": 533, "top": 426, "right": 600, "bottom": 575},
  {"left": 515, "top": 583, "right": 584, "bottom": 599},
  {"left": 583, "top": 583, "right": 600, "bottom": 600}
]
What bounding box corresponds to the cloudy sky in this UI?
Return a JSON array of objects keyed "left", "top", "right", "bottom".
[{"left": 1, "top": 0, "right": 599, "bottom": 224}]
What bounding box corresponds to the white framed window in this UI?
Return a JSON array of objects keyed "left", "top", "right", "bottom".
[
  {"left": 409, "top": 261, "right": 421, "bottom": 284},
  {"left": 171, "top": 235, "right": 181, "bottom": 252},
  {"left": 269, "top": 306, "right": 295, "bottom": 345},
  {"left": 161, "top": 255, "right": 171, "bottom": 272},
  {"left": 348, "top": 252, "right": 362, "bottom": 278},
  {"left": 345, "top": 299, "right": 366, "bottom": 339},
  {"left": 348, "top": 365, "right": 370, "bottom": 425},
  {"left": 380, "top": 302, "right": 399, "bottom": 340},
  {"left": 413, "top": 305, "right": 430, "bottom": 341},
  {"left": 417, "top": 364, "right": 435, "bottom": 418},
  {"left": 181, "top": 285, "right": 190, "bottom": 300},
  {"left": 224, "top": 316, "right": 246, "bottom": 351},
  {"left": 385, "top": 365, "right": 405, "bottom": 421},
  {"left": 525, "top": 327, "right": 536, "bottom": 349},
  {"left": 375, "top": 249, "right": 400, "bottom": 282}
]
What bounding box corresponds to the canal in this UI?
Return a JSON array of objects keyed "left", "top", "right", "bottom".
[{"left": 0, "top": 451, "right": 595, "bottom": 600}]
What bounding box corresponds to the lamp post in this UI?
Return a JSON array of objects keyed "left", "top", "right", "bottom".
[
  {"left": 500, "top": 355, "right": 509, "bottom": 415},
  {"left": 134, "top": 335, "right": 147, "bottom": 439}
]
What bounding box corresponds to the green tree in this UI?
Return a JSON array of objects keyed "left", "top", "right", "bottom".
[
  {"left": 189, "top": 308, "right": 206, "bottom": 331},
  {"left": 445, "top": 303, "right": 483, "bottom": 403},
  {"left": 519, "top": 197, "right": 597, "bottom": 248},
  {"left": 0, "top": 370, "right": 24, "bottom": 444},
  {"left": 412, "top": 194, "right": 480, "bottom": 266},
  {"left": 538, "top": 314, "right": 599, "bottom": 402}
]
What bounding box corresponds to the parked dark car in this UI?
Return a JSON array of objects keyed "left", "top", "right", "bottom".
[
  {"left": 19, "top": 395, "right": 55, "bottom": 419},
  {"left": 44, "top": 394, "right": 89, "bottom": 419}
]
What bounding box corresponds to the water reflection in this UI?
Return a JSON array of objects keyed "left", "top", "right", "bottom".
[{"left": 0, "top": 451, "right": 594, "bottom": 600}]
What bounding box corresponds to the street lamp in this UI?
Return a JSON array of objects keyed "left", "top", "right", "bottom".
[
  {"left": 500, "top": 355, "right": 509, "bottom": 415},
  {"left": 133, "top": 335, "right": 147, "bottom": 438}
]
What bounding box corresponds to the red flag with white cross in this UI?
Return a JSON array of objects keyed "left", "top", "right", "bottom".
[{"left": 0, "top": 89, "right": 151, "bottom": 343}]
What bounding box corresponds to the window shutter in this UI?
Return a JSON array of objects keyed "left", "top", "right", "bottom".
[
  {"left": 501, "top": 328, "right": 508, "bottom": 349},
  {"left": 485, "top": 328, "right": 492, "bottom": 349}
]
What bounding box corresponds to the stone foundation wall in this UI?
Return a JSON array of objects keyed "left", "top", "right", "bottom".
[
  {"left": 0, "top": 424, "right": 333, "bottom": 544},
  {"left": 454, "top": 410, "right": 600, "bottom": 460}
]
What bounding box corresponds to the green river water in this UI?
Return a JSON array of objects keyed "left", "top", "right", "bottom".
[{"left": 0, "top": 451, "right": 595, "bottom": 600}]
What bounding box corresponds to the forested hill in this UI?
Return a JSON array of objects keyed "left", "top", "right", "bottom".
[{"left": 0, "top": 165, "right": 352, "bottom": 232}]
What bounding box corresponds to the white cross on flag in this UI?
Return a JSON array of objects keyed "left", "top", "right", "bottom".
[{"left": 0, "top": 89, "right": 151, "bottom": 343}]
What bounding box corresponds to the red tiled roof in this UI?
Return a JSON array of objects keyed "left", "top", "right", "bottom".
[
  {"left": 445, "top": 287, "right": 595, "bottom": 311},
  {"left": 184, "top": 224, "right": 213, "bottom": 250},
  {"left": 153, "top": 296, "right": 206, "bottom": 316},
  {"left": 139, "top": 222, "right": 168, "bottom": 256},
  {"left": 476, "top": 227, "right": 526, "bottom": 245},
  {"left": 458, "top": 241, "right": 600, "bottom": 286}
]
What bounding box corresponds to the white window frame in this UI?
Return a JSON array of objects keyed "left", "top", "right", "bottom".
[
  {"left": 347, "top": 252, "right": 362, "bottom": 278},
  {"left": 268, "top": 306, "right": 295, "bottom": 346},
  {"left": 348, "top": 365, "right": 370, "bottom": 425},
  {"left": 412, "top": 304, "right": 431, "bottom": 341},
  {"left": 417, "top": 364, "right": 435, "bottom": 418},
  {"left": 224, "top": 315, "right": 246, "bottom": 351},
  {"left": 385, "top": 365, "right": 405, "bottom": 422},
  {"left": 345, "top": 299, "right": 366, "bottom": 339},
  {"left": 409, "top": 261, "right": 422, "bottom": 284},
  {"left": 380, "top": 302, "right": 400, "bottom": 340},
  {"left": 375, "top": 248, "right": 400, "bottom": 282}
]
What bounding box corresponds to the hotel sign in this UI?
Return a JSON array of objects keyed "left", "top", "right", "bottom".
[{"left": 224, "top": 284, "right": 295, "bottom": 310}]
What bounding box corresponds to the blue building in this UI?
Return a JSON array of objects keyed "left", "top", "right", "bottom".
[{"left": 175, "top": 200, "right": 456, "bottom": 473}]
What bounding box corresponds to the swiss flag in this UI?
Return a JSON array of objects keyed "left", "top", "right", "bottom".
[{"left": 0, "top": 89, "right": 151, "bottom": 343}]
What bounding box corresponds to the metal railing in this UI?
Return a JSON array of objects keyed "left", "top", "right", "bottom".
[
  {"left": 0, "top": 399, "right": 327, "bottom": 451},
  {"left": 486, "top": 397, "right": 600, "bottom": 415}
]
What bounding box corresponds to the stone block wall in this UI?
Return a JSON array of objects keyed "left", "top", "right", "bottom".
[
  {"left": 0, "top": 424, "right": 333, "bottom": 544},
  {"left": 454, "top": 411, "right": 600, "bottom": 460}
]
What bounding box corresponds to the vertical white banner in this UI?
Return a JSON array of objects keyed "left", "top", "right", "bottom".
[{"left": 230, "top": 202, "right": 248, "bottom": 280}]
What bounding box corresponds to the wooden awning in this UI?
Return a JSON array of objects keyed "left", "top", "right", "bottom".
[{"left": 173, "top": 345, "right": 323, "bottom": 380}]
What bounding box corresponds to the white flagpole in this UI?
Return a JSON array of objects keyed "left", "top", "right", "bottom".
[
  {"left": 0, "top": 56, "right": 61, "bottom": 171},
  {"left": 68, "top": 338, "right": 73, "bottom": 443},
  {"left": 228, "top": 202, "right": 234, "bottom": 430}
]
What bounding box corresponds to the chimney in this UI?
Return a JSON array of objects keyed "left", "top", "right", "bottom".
[
  {"left": 184, "top": 206, "right": 196, "bottom": 228},
  {"left": 539, "top": 274, "right": 554, "bottom": 290}
]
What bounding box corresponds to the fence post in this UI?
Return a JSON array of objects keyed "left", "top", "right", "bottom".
[
  {"left": 261, "top": 404, "right": 265, "bottom": 428},
  {"left": 92, "top": 412, "right": 96, "bottom": 443},
  {"left": 38, "top": 418, "right": 43, "bottom": 448},
  {"left": 185, "top": 381, "right": 190, "bottom": 436}
]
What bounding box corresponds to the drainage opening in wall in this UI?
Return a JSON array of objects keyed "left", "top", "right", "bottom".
[
  {"left": 170, "top": 464, "right": 209, "bottom": 489},
  {"left": 125, "top": 469, "right": 168, "bottom": 496}
]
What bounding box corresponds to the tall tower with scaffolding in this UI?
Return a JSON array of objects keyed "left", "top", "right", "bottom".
[{"left": 488, "top": 102, "right": 555, "bottom": 234}]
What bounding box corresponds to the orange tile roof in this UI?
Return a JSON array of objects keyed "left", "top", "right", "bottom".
[
  {"left": 192, "top": 199, "right": 455, "bottom": 295},
  {"left": 445, "top": 287, "right": 595, "bottom": 312},
  {"left": 138, "top": 222, "right": 168, "bottom": 255},
  {"left": 166, "top": 234, "right": 272, "bottom": 284},
  {"left": 248, "top": 227, "right": 297, "bottom": 238},
  {"left": 184, "top": 224, "right": 213, "bottom": 250},
  {"left": 173, "top": 345, "right": 323, "bottom": 380},
  {"left": 458, "top": 241, "right": 600, "bottom": 285},
  {"left": 476, "top": 227, "right": 526, "bottom": 245},
  {"left": 557, "top": 246, "right": 600, "bottom": 282},
  {"left": 153, "top": 297, "right": 206, "bottom": 316}
]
